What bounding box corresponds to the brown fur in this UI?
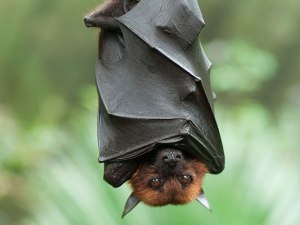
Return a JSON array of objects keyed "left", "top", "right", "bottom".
[{"left": 130, "top": 159, "right": 208, "bottom": 206}]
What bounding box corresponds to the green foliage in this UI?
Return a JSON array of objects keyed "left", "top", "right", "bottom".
[
  {"left": 0, "top": 0, "right": 299, "bottom": 225},
  {"left": 208, "top": 40, "right": 278, "bottom": 92}
]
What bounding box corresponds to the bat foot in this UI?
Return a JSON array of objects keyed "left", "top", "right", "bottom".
[
  {"left": 83, "top": 16, "right": 95, "bottom": 27},
  {"left": 83, "top": 15, "right": 119, "bottom": 30}
]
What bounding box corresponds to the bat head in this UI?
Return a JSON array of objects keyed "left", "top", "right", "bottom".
[{"left": 129, "top": 147, "right": 208, "bottom": 206}]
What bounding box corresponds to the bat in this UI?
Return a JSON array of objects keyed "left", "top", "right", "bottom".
[{"left": 84, "top": 0, "right": 225, "bottom": 217}]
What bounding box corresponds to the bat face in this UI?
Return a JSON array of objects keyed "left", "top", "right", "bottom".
[{"left": 129, "top": 148, "right": 208, "bottom": 206}]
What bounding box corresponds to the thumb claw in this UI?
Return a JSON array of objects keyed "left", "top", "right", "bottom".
[
  {"left": 122, "top": 192, "right": 140, "bottom": 218},
  {"left": 196, "top": 189, "right": 211, "bottom": 211}
]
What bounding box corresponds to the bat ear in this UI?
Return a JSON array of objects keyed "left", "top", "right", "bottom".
[
  {"left": 196, "top": 189, "right": 211, "bottom": 211},
  {"left": 121, "top": 192, "right": 140, "bottom": 218}
]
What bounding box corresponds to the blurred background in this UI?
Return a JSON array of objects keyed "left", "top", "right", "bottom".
[{"left": 0, "top": 0, "right": 299, "bottom": 224}]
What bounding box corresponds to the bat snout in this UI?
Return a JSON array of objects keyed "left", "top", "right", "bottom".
[{"left": 161, "top": 149, "right": 183, "bottom": 167}]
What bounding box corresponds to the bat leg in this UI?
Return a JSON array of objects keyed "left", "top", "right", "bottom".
[
  {"left": 84, "top": 15, "right": 119, "bottom": 30},
  {"left": 123, "top": 0, "right": 130, "bottom": 13},
  {"left": 123, "top": 0, "right": 140, "bottom": 13}
]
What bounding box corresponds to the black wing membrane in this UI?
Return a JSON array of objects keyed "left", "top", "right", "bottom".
[{"left": 96, "top": 0, "right": 224, "bottom": 187}]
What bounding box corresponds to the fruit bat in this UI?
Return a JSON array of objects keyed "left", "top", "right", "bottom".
[{"left": 84, "top": 0, "right": 225, "bottom": 217}]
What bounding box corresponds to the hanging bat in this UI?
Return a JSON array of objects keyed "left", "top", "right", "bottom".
[{"left": 84, "top": 0, "right": 225, "bottom": 217}]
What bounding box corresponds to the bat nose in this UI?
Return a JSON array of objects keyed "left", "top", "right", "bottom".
[{"left": 161, "top": 149, "right": 183, "bottom": 166}]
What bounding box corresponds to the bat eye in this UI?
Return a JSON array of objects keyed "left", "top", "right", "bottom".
[
  {"left": 149, "top": 178, "right": 163, "bottom": 189},
  {"left": 178, "top": 175, "right": 192, "bottom": 186}
]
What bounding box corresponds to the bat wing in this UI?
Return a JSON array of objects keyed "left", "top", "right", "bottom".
[
  {"left": 97, "top": 0, "right": 224, "bottom": 186},
  {"left": 117, "top": 0, "right": 215, "bottom": 109}
]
